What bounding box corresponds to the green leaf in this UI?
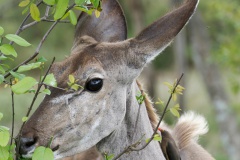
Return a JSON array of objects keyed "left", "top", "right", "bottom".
[
  {"left": 36, "top": 56, "right": 47, "bottom": 63},
  {"left": 0, "top": 55, "right": 8, "bottom": 61},
  {"left": 145, "top": 138, "right": 150, "bottom": 143},
  {"left": 69, "top": 10, "right": 77, "bottom": 25},
  {"left": 11, "top": 77, "right": 38, "bottom": 94},
  {"left": 0, "top": 66, "right": 5, "bottom": 74},
  {"left": 153, "top": 134, "right": 162, "bottom": 142},
  {"left": 170, "top": 107, "right": 180, "bottom": 118},
  {"left": 22, "top": 6, "right": 29, "bottom": 15},
  {"left": 0, "top": 75, "right": 4, "bottom": 84},
  {"left": 17, "top": 62, "right": 42, "bottom": 72},
  {"left": 54, "top": 0, "right": 69, "bottom": 20},
  {"left": 0, "top": 126, "right": 10, "bottom": 147},
  {"left": 43, "top": 74, "right": 57, "bottom": 87},
  {"left": 0, "top": 26, "right": 4, "bottom": 36},
  {"left": 19, "top": 0, "right": 30, "bottom": 7},
  {"left": 69, "top": 75, "right": 75, "bottom": 83},
  {"left": 43, "top": 0, "right": 56, "bottom": 5},
  {"left": 41, "top": 89, "right": 51, "bottom": 95},
  {"left": 105, "top": 154, "right": 114, "bottom": 160},
  {"left": 71, "top": 84, "right": 80, "bottom": 91},
  {"left": 61, "top": 12, "right": 70, "bottom": 20},
  {"left": 75, "top": 0, "right": 85, "bottom": 5},
  {"left": 5, "top": 34, "right": 31, "bottom": 47},
  {"left": 30, "top": 3, "right": 41, "bottom": 21},
  {"left": 86, "top": 0, "right": 91, "bottom": 4},
  {"left": 74, "top": 6, "right": 93, "bottom": 15},
  {"left": 95, "top": 9, "right": 100, "bottom": 18},
  {"left": 32, "top": 146, "right": 54, "bottom": 160},
  {"left": 91, "top": 0, "right": 100, "bottom": 8},
  {"left": 22, "top": 117, "right": 28, "bottom": 122},
  {"left": 173, "top": 104, "right": 181, "bottom": 111},
  {"left": 1, "top": 64, "right": 9, "bottom": 69},
  {"left": 0, "top": 146, "right": 9, "bottom": 160},
  {"left": 0, "top": 44, "right": 17, "bottom": 57},
  {"left": 28, "top": 89, "right": 36, "bottom": 93},
  {"left": 10, "top": 71, "right": 26, "bottom": 80},
  {"left": 136, "top": 92, "right": 145, "bottom": 104},
  {"left": 0, "top": 113, "right": 3, "bottom": 121}
]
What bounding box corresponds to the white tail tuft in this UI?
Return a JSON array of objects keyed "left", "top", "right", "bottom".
[{"left": 172, "top": 111, "right": 209, "bottom": 149}]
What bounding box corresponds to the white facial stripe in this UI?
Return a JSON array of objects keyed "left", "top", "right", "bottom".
[
  {"left": 68, "top": 103, "right": 77, "bottom": 125},
  {"left": 50, "top": 93, "right": 75, "bottom": 104}
]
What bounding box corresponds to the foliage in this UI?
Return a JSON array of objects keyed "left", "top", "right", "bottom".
[
  {"left": 104, "top": 152, "right": 114, "bottom": 160},
  {"left": 155, "top": 80, "right": 184, "bottom": 118},
  {"left": 32, "top": 146, "right": 54, "bottom": 160},
  {"left": 67, "top": 74, "right": 82, "bottom": 91},
  {"left": 0, "top": 112, "right": 12, "bottom": 160},
  {"left": 0, "top": 0, "right": 101, "bottom": 159},
  {"left": 136, "top": 92, "right": 145, "bottom": 105}
]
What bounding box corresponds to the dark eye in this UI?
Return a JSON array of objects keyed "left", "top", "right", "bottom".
[{"left": 85, "top": 78, "right": 103, "bottom": 92}]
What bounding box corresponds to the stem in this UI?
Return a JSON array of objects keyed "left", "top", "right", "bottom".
[
  {"left": 42, "top": 19, "right": 70, "bottom": 23},
  {"left": 27, "top": 58, "right": 55, "bottom": 117},
  {"left": 10, "top": 80, "right": 15, "bottom": 146}
]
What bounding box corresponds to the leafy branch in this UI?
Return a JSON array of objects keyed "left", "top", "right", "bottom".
[
  {"left": 112, "top": 73, "right": 184, "bottom": 160},
  {"left": 0, "top": 0, "right": 102, "bottom": 160},
  {"left": 15, "top": 57, "right": 56, "bottom": 159}
]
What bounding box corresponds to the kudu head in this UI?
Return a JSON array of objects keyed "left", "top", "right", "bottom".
[{"left": 19, "top": 0, "right": 199, "bottom": 159}]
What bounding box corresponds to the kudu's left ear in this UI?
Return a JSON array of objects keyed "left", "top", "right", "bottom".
[
  {"left": 74, "top": 0, "right": 127, "bottom": 43},
  {"left": 129, "top": 0, "right": 199, "bottom": 66}
]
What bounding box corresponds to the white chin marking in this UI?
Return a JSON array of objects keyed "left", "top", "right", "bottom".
[{"left": 21, "top": 147, "right": 35, "bottom": 159}]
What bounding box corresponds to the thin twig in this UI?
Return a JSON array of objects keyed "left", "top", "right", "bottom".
[
  {"left": 112, "top": 73, "right": 184, "bottom": 159},
  {"left": 44, "top": 6, "right": 51, "bottom": 17},
  {"left": 26, "top": 58, "right": 55, "bottom": 117},
  {"left": 42, "top": 19, "right": 70, "bottom": 23},
  {"left": 16, "top": 57, "right": 55, "bottom": 159},
  {"left": 10, "top": 80, "right": 15, "bottom": 146},
  {"left": 112, "top": 134, "right": 146, "bottom": 160}
]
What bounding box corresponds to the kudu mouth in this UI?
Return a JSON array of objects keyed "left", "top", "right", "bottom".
[
  {"left": 20, "top": 145, "right": 60, "bottom": 158},
  {"left": 18, "top": 134, "right": 60, "bottom": 158}
]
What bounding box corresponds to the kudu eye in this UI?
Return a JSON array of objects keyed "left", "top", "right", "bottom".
[{"left": 85, "top": 78, "right": 103, "bottom": 92}]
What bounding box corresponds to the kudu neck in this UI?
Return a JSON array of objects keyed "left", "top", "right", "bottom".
[{"left": 97, "top": 80, "right": 165, "bottom": 159}]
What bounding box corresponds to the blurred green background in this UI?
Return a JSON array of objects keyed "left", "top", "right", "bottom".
[{"left": 1, "top": 0, "right": 240, "bottom": 160}]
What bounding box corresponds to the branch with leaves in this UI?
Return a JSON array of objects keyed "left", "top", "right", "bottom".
[
  {"left": 0, "top": 0, "right": 102, "bottom": 160},
  {"left": 112, "top": 74, "right": 184, "bottom": 160}
]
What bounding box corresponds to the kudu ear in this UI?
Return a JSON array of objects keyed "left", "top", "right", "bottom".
[
  {"left": 74, "top": 0, "right": 127, "bottom": 43},
  {"left": 129, "top": 0, "right": 199, "bottom": 66}
]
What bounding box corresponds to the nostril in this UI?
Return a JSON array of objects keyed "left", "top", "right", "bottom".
[
  {"left": 19, "top": 137, "right": 38, "bottom": 155},
  {"left": 25, "top": 137, "right": 37, "bottom": 147}
]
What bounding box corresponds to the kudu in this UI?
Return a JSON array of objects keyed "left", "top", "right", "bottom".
[{"left": 18, "top": 0, "right": 214, "bottom": 159}]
